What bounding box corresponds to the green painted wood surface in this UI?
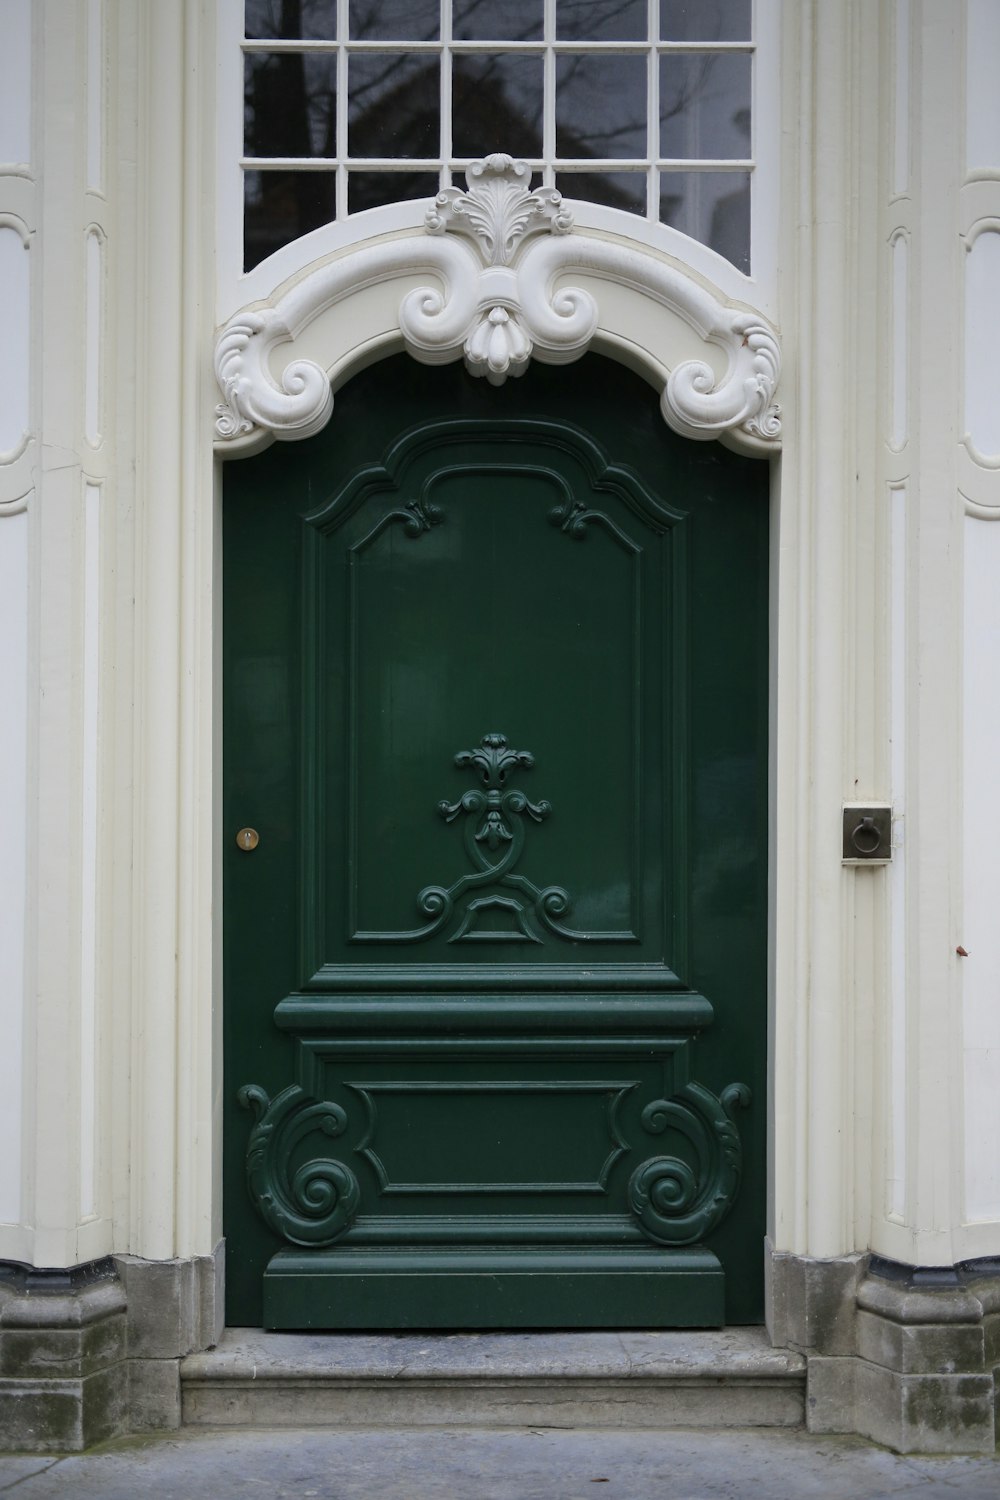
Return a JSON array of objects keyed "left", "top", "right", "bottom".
[
  {"left": 262, "top": 1247, "right": 725, "bottom": 1330},
  {"left": 223, "top": 354, "right": 769, "bottom": 1329}
]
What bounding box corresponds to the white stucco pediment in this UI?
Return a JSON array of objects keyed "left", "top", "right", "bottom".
[{"left": 213, "top": 155, "right": 781, "bottom": 459}]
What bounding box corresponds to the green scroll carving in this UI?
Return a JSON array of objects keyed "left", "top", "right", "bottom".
[
  {"left": 389, "top": 497, "right": 443, "bottom": 536},
  {"left": 629, "top": 1081, "right": 751, "bottom": 1246},
  {"left": 237, "top": 1083, "right": 360, "bottom": 1247},
  {"left": 381, "top": 732, "right": 601, "bottom": 944}
]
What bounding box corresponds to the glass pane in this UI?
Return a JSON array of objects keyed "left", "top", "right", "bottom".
[
  {"left": 453, "top": 0, "right": 543, "bottom": 41},
  {"left": 348, "top": 170, "right": 440, "bottom": 213},
  {"left": 660, "top": 0, "right": 752, "bottom": 42},
  {"left": 659, "top": 169, "right": 750, "bottom": 271},
  {"left": 244, "top": 169, "right": 336, "bottom": 270},
  {"left": 557, "top": 0, "right": 647, "bottom": 41},
  {"left": 557, "top": 170, "right": 646, "bottom": 215},
  {"left": 349, "top": 0, "right": 439, "bottom": 41},
  {"left": 245, "top": 0, "right": 338, "bottom": 42},
  {"left": 660, "top": 53, "right": 751, "bottom": 159},
  {"left": 555, "top": 55, "right": 646, "bottom": 159},
  {"left": 348, "top": 53, "right": 440, "bottom": 158},
  {"left": 452, "top": 54, "right": 543, "bottom": 159},
  {"left": 245, "top": 53, "right": 337, "bottom": 158}
]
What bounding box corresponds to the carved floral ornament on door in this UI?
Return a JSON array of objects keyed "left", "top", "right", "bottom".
[{"left": 213, "top": 154, "right": 781, "bottom": 453}]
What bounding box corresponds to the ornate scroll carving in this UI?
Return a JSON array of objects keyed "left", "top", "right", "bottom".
[
  {"left": 213, "top": 152, "right": 781, "bottom": 452},
  {"left": 661, "top": 313, "right": 781, "bottom": 443},
  {"left": 215, "top": 311, "right": 335, "bottom": 442},
  {"left": 237, "top": 1083, "right": 360, "bottom": 1247},
  {"left": 401, "top": 153, "right": 594, "bottom": 387},
  {"left": 370, "top": 732, "right": 600, "bottom": 944},
  {"left": 387, "top": 498, "right": 443, "bottom": 536},
  {"left": 629, "top": 1081, "right": 751, "bottom": 1245}
]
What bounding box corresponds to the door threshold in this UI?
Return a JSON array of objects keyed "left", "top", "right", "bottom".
[{"left": 180, "top": 1327, "right": 805, "bottom": 1431}]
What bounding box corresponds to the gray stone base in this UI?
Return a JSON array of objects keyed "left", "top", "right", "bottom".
[
  {"left": 0, "top": 1261, "right": 127, "bottom": 1451},
  {"left": 181, "top": 1327, "right": 806, "bottom": 1431},
  {"left": 4, "top": 1243, "right": 998, "bottom": 1454},
  {"left": 767, "top": 1240, "right": 1000, "bottom": 1454},
  {"left": 0, "top": 1245, "right": 223, "bottom": 1452},
  {"left": 114, "top": 1246, "right": 224, "bottom": 1432}
]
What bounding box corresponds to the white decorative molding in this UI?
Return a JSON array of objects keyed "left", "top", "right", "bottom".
[
  {"left": 214, "top": 155, "right": 781, "bottom": 453},
  {"left": 0, "top": 212, "right": 31, "bottom": 482},
  {"left": 961, "top": 216, "right": 1000, "bottom": 517},
  {"left": 424, "top": 155, "right": 574, "bottom": 265},
  {"left": 0, "top": 504, "right": 28, "bottom": 1225},
  {"left": 85, "top": 225, "right": 104, "bottom": 447},
  {"left": 889, "top": 229, "right": 909, "bottom": 452}
]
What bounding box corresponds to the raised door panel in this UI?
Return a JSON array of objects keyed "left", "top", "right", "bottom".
[{"left": 301, "top": 426, "right": 683, "bottom": 977}]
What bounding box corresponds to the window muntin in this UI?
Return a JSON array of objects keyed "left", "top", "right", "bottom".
[{"left": 242, "top": 0, "right": 755, "bottom": 274}]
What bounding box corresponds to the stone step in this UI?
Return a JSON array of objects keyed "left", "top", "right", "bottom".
[{"left": 180, "top": 1328, "right": 806, "bottom": 1431}]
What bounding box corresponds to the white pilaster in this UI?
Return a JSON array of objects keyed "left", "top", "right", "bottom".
[
  {"left": 0, "top": 0, "right": 34, "bottom": 1257},
  {"left": 770, "top": 0, "right": 886, "bottom": 1259},
  {"left": 874, "top": 0, "right": 971, "bottom": 1266},
  {"left": 957, "top": 0, "right": 1000, "bottom": 1250},
  {"left": 0, "top": 0, "right": 116, "bottom": 1267},
  {"left": 129, "top": 0, "right": 218, "bottom": 1260}
]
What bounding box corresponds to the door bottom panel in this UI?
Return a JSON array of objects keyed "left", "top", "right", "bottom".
[{"left": 262, "top": 1246, "right": 724, "bottom": 1329}]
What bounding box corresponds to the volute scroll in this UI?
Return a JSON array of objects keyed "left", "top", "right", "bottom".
[{"left": 213, "top": 155, "right": 781, "bottom": 456}]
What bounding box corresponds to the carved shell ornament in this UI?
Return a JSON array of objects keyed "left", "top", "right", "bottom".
[{"left": 214, "top": 153, "right": 781, "bottom": 449}]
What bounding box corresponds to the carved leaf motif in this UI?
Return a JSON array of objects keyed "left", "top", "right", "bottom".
[
  {"left": 425, "top": 154, "right": 574, "bottom": 267},
  {"left": 455, "top": 733, "right": 536, "bottom": 787}
]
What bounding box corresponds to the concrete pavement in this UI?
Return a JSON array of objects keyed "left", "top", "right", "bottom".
[{"left": 0, "top": 1425, "right": 997, "bottom": 1499}]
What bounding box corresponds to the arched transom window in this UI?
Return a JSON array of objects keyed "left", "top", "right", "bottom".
[{"left": 241, "top": 0, "right": 758, "bottom": 274}]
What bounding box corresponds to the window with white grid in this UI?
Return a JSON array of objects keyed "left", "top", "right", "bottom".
[{"left": 242, "top": 0, "right": 755, "bottom": 274}]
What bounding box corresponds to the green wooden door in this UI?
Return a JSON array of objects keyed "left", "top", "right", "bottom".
[{"left": 223, "top": 354, "right": 768, "bottom": 1330}]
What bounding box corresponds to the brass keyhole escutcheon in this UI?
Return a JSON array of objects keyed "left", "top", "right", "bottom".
[{"left": 236, "top": 827, "right": 260, "bottom": 851}]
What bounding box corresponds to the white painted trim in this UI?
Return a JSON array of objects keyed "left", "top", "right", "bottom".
[
  {"left": 888, "top": 484, "right": 907, "bottom": 1223},
  {"left": 0, "top": 214, "right": 31, "bottom": 462},
  {"left": 213, "top": 156, "right": 781, "bottom": 458},
  {"left": 960, "top": 217, "right": 1000, "bottom": 508},
  {"left": 85, "top": 227, "right": 104, "bottom": 447},
  {"left": 79, "top": 481, "right": 100, "bottom": 1221},
  {"left": 128, "top": 0, "right": 219, "bottom": 1261},
  {"left": 893, "top": 0, "right": 910, "bottom": 198},
  {"left": 962, "top": 514, "right": 1000, "bottom": 1222},
  {"left": 889, "top": 231, "right": 908, "bottom": 452},
  {"left": 0, "top": 507, "right": 28, "bottom": 1228},
  {"left": 86, "top": 0, "right": 103, "bottom": 194}
]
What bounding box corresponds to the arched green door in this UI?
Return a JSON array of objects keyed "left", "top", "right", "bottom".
[{"left": 223, "top": 354, "right": 768, "bottom": 1329}]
